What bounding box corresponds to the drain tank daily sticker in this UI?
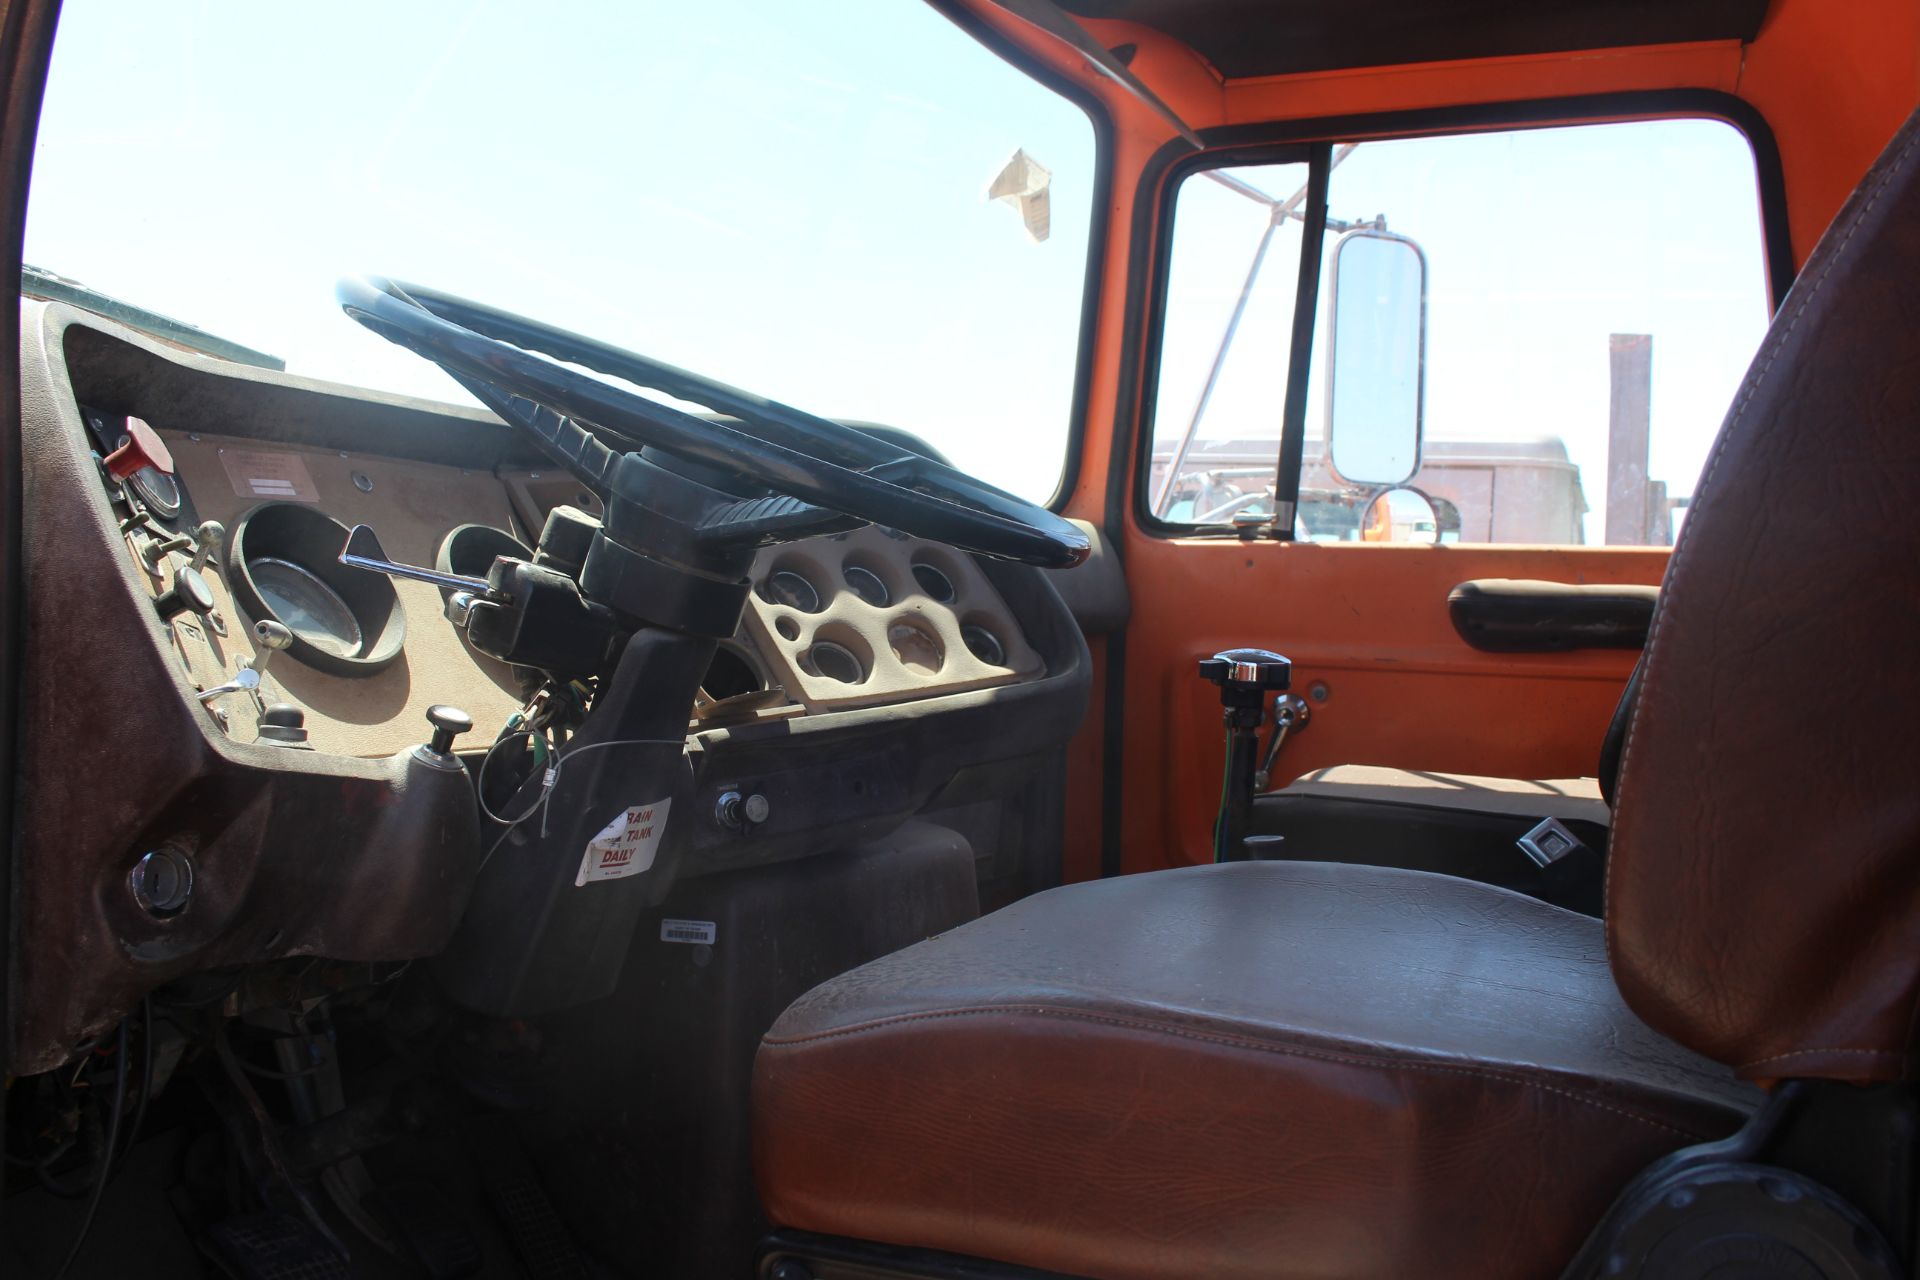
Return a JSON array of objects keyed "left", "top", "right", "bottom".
[{"left": 575, "top": 799, "right": 670, "bottom": 886}]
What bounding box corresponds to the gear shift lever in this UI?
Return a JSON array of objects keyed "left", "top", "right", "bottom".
[{"left": 1198, "top": 648, "right": 1292, "bottom": 862}]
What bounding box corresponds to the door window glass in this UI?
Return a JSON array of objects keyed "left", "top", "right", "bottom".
[{"left": 1149, "top": 119, "right": 1771, "bottom": 544}]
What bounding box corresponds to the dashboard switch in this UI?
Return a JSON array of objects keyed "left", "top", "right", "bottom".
[
  {"left": 188, "top": 520, "right": 226, "bottom": 573},
  {"left": 102, "top": 415, "right": 174, "bottom": 481},
  {"left": 155, "top": 565, "right": 215, "bottom": 621},
  {"left": 715, "top": 789, "right": 771, "bottom": 832},
  {"left": 256, "top": 703, "right": 310, "bottom": 747},
  {"left": 426, "top": 704, "right": 473, "bottom": 756}
]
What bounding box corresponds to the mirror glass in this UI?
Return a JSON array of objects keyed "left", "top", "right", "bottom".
[
  {"left": 1327, "top": 230, "right": 1425, "bottom": 486},
  {"left": 1361, "top": 486, "right": 1439, "bottom": 544}
]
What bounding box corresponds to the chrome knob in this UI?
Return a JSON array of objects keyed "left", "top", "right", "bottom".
[
  {"left": 188, "top": 520, "right": 226, "bottom": 572},
  {"left": 253, "top": 618, "right": 294, "bottom": 651}
]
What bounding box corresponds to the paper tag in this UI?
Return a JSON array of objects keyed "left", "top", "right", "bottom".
[
  {"left": 575, "top": 799, "right": 670, "bottom": 886},
  {"left": 220, "top": 448, "right": 319, "bottom": 502},
  {"left": 660, "top": 919, "right": 717, "bottom": 946}
]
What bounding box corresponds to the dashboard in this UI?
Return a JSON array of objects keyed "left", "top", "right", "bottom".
[
  {"left": 87, "top": 421, "right": 1043, "bottom": 758},
  {"left": 8, "top": 302, "right": 1091, "bottom": 1073}
]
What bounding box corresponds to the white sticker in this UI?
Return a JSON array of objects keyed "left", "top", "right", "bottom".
[
  {"left": 219, "top": 448, "right": 319, "bottom": 502},
  {"left": 660, "top": 919, "right": 717, "bottom": 946},
  {"left": 574, "top": 799, "right": 670, "bottom": 886}
]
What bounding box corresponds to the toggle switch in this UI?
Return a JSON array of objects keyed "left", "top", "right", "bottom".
[
  {"left": 155, "top": 565, "right": 215, "bottom": 621},
  {"left": 103, "top": 416, "right": 174, "bottom": 482}
]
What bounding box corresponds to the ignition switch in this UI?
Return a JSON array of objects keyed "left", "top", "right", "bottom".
[{"left": 129, "top": 845, "right": 195, "bottom": 917}]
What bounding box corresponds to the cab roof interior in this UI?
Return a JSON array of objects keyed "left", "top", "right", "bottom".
[{"left": 1052, "top": 0, "right": 1773, "bottom": 78}]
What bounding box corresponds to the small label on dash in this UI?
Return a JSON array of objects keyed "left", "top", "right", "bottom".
[
  {"left": 660, "top": 919, "right": 717, "bottom": 946},
  {"left": 220, "top": 448, "right": 319, "bottom": 502}
]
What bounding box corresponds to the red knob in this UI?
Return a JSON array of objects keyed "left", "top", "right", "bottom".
[{"left": 103, "top": 416, "right": 174, "bottom": 481}]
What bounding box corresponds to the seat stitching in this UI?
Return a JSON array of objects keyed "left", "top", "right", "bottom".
[
  {"left": 1606, "top": 123, "right": 1920, "bottom": 964},
  {"left": 763, "top": 1003, "right": 1722, "bottom": 1140},
  {"left": 1740, "top": 1047, "right": 1903, "bottom": 1068}
]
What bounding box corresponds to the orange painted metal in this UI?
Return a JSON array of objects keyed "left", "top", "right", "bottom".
[{"left": 963, "top": 0, "right": 1920, "bottom": 878}]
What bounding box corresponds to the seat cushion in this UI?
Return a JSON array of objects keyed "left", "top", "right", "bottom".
[
  {"left": 754, "top": 862, "right": 1756, "bottom": 1280},
  {"left": 1283, "top": 764, "right": 1609, "bottom": 826}
]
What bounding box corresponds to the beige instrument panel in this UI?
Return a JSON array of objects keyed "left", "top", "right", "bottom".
[
  {"left": 130, "top": 436, "right": 1040, "bottom": 757},
  {"left": 154, "top": 432, "right": 530, "bottom": 757},
  {"left": 742, "top": 526, "right": 1041, "bottom": 712}
]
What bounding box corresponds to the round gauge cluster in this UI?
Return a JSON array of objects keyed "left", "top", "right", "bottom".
[
  {"left": 225, "top": 503, "right": 406, "bottom": 676},
  {"left": 248, "top": 557, "right": 365, "bottom": 657}
]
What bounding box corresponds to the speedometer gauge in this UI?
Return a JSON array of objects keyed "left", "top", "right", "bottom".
[
  {"left": 225, "top": 502, "right": 406, "bottom": 676},
  {"left": 249, "top": 557, "right": 364, "bottom": 657}
]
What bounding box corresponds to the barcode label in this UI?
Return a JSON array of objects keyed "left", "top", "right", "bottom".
[{"left": 660, "top": 919, "right": 717, "bottom": 946}]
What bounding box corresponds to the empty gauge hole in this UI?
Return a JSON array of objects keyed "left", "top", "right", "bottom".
[
  {"left": 961, "top": 624, "right": 1006, "bottom": 666},
  {"left": 910, "top": 562, "right": 956, "bottom": 603},
  {"left": 774, "top": 615, "right": 801, "bottom": 642},
  {"left": 887, "top": 620, "right": 944, "bottom": 675},
  {"left": 702, "top": 644, "right": 765, "bottom": 701},
  {"left": 844, "top": 565, "right": 891, "bottom": 607},
  {"left": 763, "top": 569, "right": 823, "bottom": 613},
  {"left": 806, "top": 640, "right": 865, "bottom": 685}
]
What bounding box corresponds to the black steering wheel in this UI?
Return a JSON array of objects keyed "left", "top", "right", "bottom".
[{"left": 337, "top": 277, "right": 1088, "bottom": 568}]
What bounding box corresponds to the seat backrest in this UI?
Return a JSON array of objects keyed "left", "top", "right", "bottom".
[{"left": 1608, "top": 105, "right": 1920, "bottom": 1083}]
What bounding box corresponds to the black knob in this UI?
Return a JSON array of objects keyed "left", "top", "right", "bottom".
[
  {"left": 426, "top": 704, "right": 473, "bottom": 755},
  {"left": 257, "top": 703, "right": 309, "bottom": 746},
  {"left": 154, "top": 565, "right": 215, "bottom": 621},
  {"left": 1199, "top": 647, "right": 1290, "bottom": 697}
]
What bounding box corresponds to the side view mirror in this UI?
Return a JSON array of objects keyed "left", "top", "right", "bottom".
[{"left": 1326, "top": 229, "right": 1427, "bottom": 487}]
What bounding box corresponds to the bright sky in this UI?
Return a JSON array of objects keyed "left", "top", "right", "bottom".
[
  {"left": 24, "top": 1, "right": 1095, "bottom": 501},
  {"left": 1154, "top": 120, "right": 1771, "bottom": 543}
]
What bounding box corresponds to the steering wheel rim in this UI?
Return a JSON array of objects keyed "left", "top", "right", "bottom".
[{"left": 337, "top": 277, "right": 1089, "bottom": 568}]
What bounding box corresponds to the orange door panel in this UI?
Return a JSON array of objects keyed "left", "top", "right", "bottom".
[{"left": 1120, "top": 539, "right": 1654, "bottom": 873}]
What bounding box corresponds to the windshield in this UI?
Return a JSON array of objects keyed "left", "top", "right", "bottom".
[{"left": 24, "top": 1, "right": 1096, "bottom": 502}]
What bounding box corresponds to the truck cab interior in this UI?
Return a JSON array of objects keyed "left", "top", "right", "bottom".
[{"left": 1, "top": 2, "right": 1917, "bottom": 1278}]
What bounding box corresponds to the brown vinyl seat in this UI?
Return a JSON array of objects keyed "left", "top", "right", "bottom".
[
  {"left": 753, "top": 106, "right": 1920, "bottom": 1280},
  {"left": 756, "top": 862, "right": 1755, "bottom": 1279}
]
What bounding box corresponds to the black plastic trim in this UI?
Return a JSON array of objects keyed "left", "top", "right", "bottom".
[
  {"left": 1447, "top": 578, "right": 1660, "bottom": 653},
  {"left": 762, "top": 1229, "right": 1084, "bottom": 1279},
  {"left": 1120, "top": 90, "right": 1797, "bottom": 541},
  {"left": 1054, "top": 0, "right": 1772, "bottom": 82},
  {"left": 1272, "top": 142, "right": 1332, "bottom": 541},
  {"left": 926, "top": 0, "right": 1114, "bottom": 516}
]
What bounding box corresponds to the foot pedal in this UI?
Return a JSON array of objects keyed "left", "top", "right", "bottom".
[
  {"left": 374, "top": 1182, "right": 483, "bottom": 1279},
  {"left": 201, "top": 1213, "right": 354, "bottom": 1280},
  {"left": 486, "top": 1174, "right": 591, "bottom": 1279}
]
